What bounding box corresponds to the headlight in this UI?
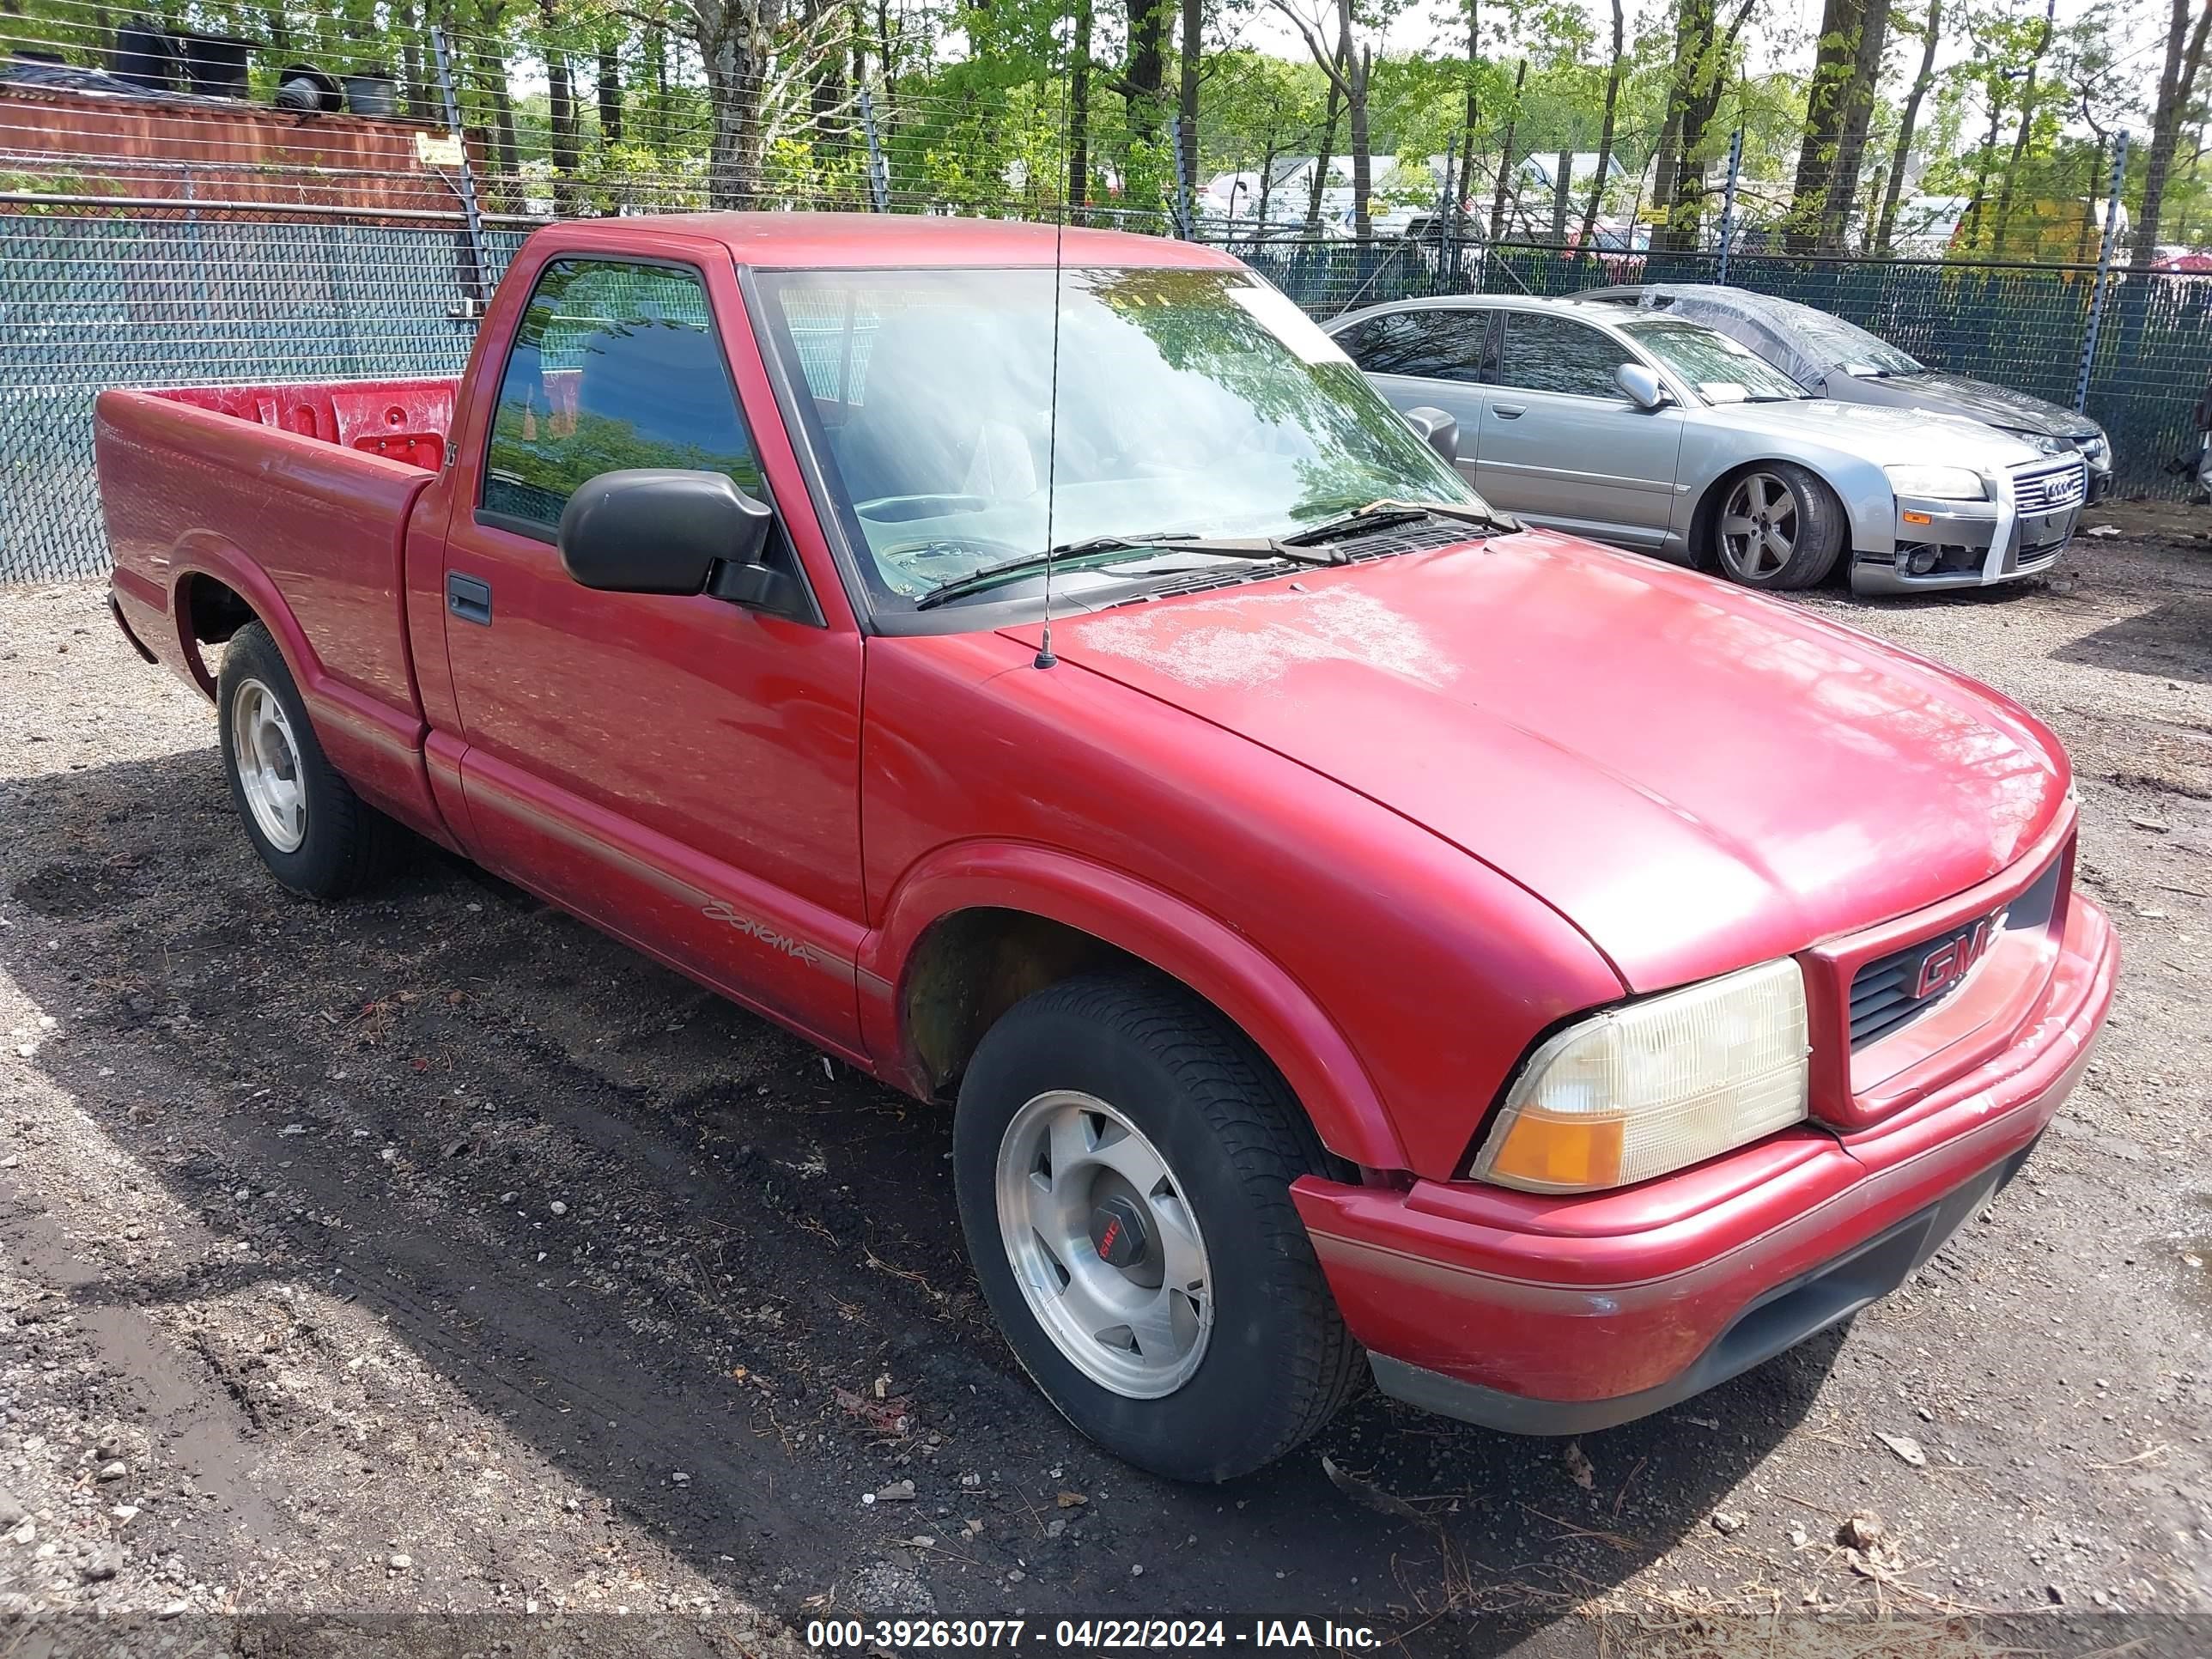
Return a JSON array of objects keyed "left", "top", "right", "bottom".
[
  {"left": 2080, "top": 433, "right": 2110, "bottom": 465},
  {"left": 1468, "top": 959, "right": 1809, "bottom": 1194},
  {"left": 1886, "top": 465, "right": 1987, "bottom": 501}
]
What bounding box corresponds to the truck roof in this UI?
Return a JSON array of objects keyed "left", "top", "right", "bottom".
[{"left": 542, "top": 211, "right": 1245, "bottom": 271}]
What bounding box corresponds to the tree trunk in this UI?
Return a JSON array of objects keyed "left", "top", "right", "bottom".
[
  {"left": 542, "top": 0, "right": 580, "bottom": 212},
  {"left": 1307, "top": 75, "right": 1339, "bottom": 231},
  {"left": 1821, "top": 0, "right": 1890, "bottom": 249},
  {"left": 1990, "top": 0, "right": 2056, "bottom": 258},
  {"left": 599, "top": 34, "right": 623, "bottom": 147},
  {"left": 1576, "top": 0, "right": 1625, "bottom": 248},
  {"left": 1069, "top": 0, "right": 1092, "bottom": 210},
  {"left": 1125, "top": 0, "right": 1168, "bottom": 146},
  {"left": 2136, "top": 0, "right": 2212, "bottom": 268},
  {"left": 693, "top": 3, "right": 778, "bottom": 211},
  {"left": 1488, "top": 58, "right": 1525, "bottom": 241},
  {"left": 1550, "top": 147, "right": 1571, "bottom": 242},
  {"left": 1339, "top": 0, "right": 1370, "bottom": 242},
  {"left": 1461, "top": 0, "right": 1478, "bottom": 240},
  {"left": 1789, "top": 0, "right": 1890, "bottom": 252},
  {"left": 478, "top": 40, "right": 520, "bottom": 210},
  {"left": 1873, "top": 0, "right": 1941, "bottom": 252},
  {"left": 1177, "top": 0, "right": 1200, "bottom": 222}
]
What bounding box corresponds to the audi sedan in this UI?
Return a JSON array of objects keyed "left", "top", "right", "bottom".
[
  {"left": 1326, "top": 295, "right": 2087, "bottom": 593},
  {"left": 1580, "top": 283, "right": 2114, "bottom": 502}
]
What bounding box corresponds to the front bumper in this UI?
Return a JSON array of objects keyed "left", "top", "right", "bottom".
[
  {"left": 1852, "top": 491, "right": 2082, "bottom": 594},
  {"left": 1292, "top": 896, "right": 2117, "bottom": 1436}
]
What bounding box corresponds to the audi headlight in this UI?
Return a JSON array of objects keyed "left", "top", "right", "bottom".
[
  {"left": 1468, "top": 959, "right": 1809, "bottom": 1194},
  {"left": 2080, "top": 432, "right": 2110, "bottom": 465},
  {"left": 1886, "top": 465, "right": 1987, "bottom": 501}
]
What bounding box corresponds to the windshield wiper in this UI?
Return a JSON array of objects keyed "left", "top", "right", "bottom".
[
  {"left": 912, "top": 535, "right": 1339, "bottom": 611},
  {"left": 1285, "top": 498, "right": 1520, "bottom": 545}
]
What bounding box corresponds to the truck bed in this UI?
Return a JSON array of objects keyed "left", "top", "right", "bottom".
[{"left": 95, "top": 375, "right": 464, "bottom": 841}]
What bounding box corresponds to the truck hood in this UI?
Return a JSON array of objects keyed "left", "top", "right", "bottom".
[
  {"left": 1829, "top": 368, "right": 2103, "bottom": 444},
  {"left": 1694, "top": 397, "right": 2045, "bottom": 471},
  {"left": 1039, "top": 528, "right": 2069, "bottom": 991}
]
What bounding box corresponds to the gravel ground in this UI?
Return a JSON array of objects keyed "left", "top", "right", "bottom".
[{"left": 1, "top": 509, "right": 2209, "bottom": 1658}]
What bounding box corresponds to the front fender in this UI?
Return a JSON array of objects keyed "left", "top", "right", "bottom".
[
  {"left": 859, "top": 841, "right": 1408, "bottom": 1171},
  {"left": 1680, "top": 438, "right": 1896, "bottom": 557}
]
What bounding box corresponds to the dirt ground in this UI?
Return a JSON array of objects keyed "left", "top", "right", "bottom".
[{"left": 2, "top": 504, "right": 2209, "bottom": 1658}]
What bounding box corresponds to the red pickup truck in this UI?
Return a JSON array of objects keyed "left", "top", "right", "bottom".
[{"left": 96, "top": 214, "right": 2116, "bottom": 1482}]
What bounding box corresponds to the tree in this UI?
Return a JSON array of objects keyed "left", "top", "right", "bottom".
[
  {"left": 1576, "top": 0, "right": 1626, "bottom": 248},
  {"left": 2138, "top": 0, "right": 2212, "bottom": 267},
  {"left": 1267, "top": 0, "right": 1382, "bottom": 240},
  {"left": 1655, "top": 0, "right": 1758, "bottom": 252},
  {"left": 1789, "top": 0, "right": 1891, "bottom": 252},
  {"left": 1872, "top": 0, "right": 1942, "bottom": 252},
  {"left": 1990, "top": 0, "right": 2055, "bottom": 256}
]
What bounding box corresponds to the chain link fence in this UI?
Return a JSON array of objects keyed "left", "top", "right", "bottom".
[{"left": 1237, "top": 237, "right": 2203, "bottom": 507}]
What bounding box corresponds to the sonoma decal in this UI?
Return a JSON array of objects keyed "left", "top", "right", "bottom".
[{"left": 702, "top": 900, "right": 817, "bottom": 964}]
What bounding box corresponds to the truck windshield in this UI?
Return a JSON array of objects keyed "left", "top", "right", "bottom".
[{"left": 758, "top": 265, "right": 1474, "bottom": 608}]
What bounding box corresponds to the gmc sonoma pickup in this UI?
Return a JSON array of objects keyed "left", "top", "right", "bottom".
[{"left": 96, "top": 214, "right": 2116, "bottom": 1483}]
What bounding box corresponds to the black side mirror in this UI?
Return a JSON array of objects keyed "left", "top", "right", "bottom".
[
  {"left": 559, "top": 469, "right": 787, "bottom": 609},
  {"left": 1403, "top": 404, "right": 1460, "bottom": 464}
]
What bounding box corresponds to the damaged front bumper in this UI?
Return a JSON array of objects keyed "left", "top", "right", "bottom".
[{"left": 1852, "top": 489, "right": 2084, "bottom": 595}]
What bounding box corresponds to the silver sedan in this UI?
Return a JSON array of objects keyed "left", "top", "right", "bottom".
[{"left": 1325, "top": 295, "right": 2087, "bottom": 593}]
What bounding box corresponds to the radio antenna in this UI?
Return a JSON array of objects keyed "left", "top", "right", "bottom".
[{"left": 1035, "top": 90, "right": 1068, "bottom": 670}]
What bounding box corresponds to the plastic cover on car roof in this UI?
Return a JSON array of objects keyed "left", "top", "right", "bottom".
[{"left": 1613, "top": 285, "right": 1922, "bottom": 389}]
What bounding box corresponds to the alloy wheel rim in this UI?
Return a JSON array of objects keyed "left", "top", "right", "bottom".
[
  {"left": 994, "top": 1090, "right": 1213, "bottom": 1398},
  {"left": 232, "top": 678, "right": 307, "bottom": 853},
  {"left": 1719, "top": 471, "right": 1800, "bottom": 580}
]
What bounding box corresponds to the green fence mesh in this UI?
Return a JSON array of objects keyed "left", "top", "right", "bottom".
[{"left": 0, "top": 215, "right": 2198, "bottom": 584}]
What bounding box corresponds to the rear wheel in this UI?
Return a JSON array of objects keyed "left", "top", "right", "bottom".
[
  {"left": 1709, "top": 462, "right": 1846, "bottom": 590},
  {"left": 216, "top": 622, "right": 399, "bottom": 898},
  {"left": 952, "top": 973, "right": 1361, "bottom": 1482}
]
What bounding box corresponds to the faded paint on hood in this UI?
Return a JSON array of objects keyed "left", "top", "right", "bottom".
[{"left": 1036, "top": 529, "right": 2068, "bottom": 992}]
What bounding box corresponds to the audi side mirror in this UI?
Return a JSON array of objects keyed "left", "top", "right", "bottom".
[
  {"left": 1615, "top": 362, "right": 1670, "bottom": 410},
  {"left": 559, "top": 469, "right": 789, "bottom": 611},
  {"left": 1403, "top": 404, "right": 1460, "bottom": 463}
]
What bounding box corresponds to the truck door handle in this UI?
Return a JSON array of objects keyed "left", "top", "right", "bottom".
[
  {"left": 447, "top": 573, "right": 492, "bottom": 627},
  {"left": 1490, "top": 403, "right": 1526, "bottom": 419}
]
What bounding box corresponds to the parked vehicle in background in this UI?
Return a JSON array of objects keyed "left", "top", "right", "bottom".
[
  {"left": 1583, "top": 283, "right": 2115, "bottom": 502},
  {"left": 96, "top": 214, "right": 2114, "bottom": 1482},
  {"left": 1328, "top": 294, "right": 2087, "bottom": 593},
  {"left": 1889, "top": 194, "right": 1972, "bottom": 257}
]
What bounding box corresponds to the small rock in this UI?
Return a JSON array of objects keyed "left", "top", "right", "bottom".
[
  {"left": 1130, "top": 1563, "right": 1144, "bottom": 1577},
  {"left": 1711, "top": 1510, "right": 1746, "bottom": 1535},
  {"left": 672, "top": 1472, "right": 691, "bottom": 1486},
  {"left": 1875, "top": 1432, "right": 1927, "bottom": 1468},
  {"left": 873, "top": 1479, "right": 916, "bottom": 1502},
  {"left": 82, "top": 1545, "right": 123, "bottom": 1582},
  {"left": 0, "top": 1492, "right": 23, "bottom": 1528},
  {"left": 501, "top": 1191, "right": 519, "bottom": 1205},
  {"left": 158, "top": 1602, "right": 185, "bottom": 1620},
  {"left": 2047, "top": 1584, "right": 2067, "bottom": 1605},
  {"left": 550, "top": 1200, "right": 568, "bottom": 1217},
  {"left": 1045, "top": 1518, "right": 1066, "bottom": 1540},
  {"left": 1054, "top": 1490, "right": 1087, "bottom": 1509},
  {"left": 1788, "top": 1524, "right": 1808, "bottom": 1548},
  {"left": 389, "top": 1553, "right": 411, "bottom": 1571},
  {"left": 1840, "top": 1510, "right": 1886, "bottom": 1550},
  {"left": 96, "top": 1461, "right": 127, "bottom": 1482}
]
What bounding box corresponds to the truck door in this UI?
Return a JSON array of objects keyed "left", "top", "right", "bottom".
[
  {"left": 1474, "top": 310, "right": 1684, "bottom": 548},
  {"left": 438, "top": 251, "right": 866, "bottom": 1052}
]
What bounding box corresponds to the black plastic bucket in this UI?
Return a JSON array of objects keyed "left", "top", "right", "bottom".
[
  {"left": 175, "top": 33, "right": 252, "bottom": 99},
  {"left": 342, "top": 72, "right": 397, "bottom": 117}
]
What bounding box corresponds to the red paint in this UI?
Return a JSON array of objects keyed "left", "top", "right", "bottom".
[{"left": 95, "top": 214, "right": 2117, "bottom": 1425}]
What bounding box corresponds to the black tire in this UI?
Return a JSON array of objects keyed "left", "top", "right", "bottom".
[
  {"left": 216, "top": 622, "right": 400, "bottom": 899},
  {"left": 1705, "top": 460, "right": 1847, "bottom": 590},
  {"left": 952, "top": 972, "right": 1362, "bottom": 1482}
]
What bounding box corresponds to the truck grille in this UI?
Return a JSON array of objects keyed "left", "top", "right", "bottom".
[
  {"left": 2010, "top": 459, "right": 2086, "bottom": 514},
  {"left": 1849, "top": 856, "right": 2064, "bottom": 1048}
]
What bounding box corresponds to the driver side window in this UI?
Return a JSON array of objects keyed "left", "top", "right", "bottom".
[{"left": 481, "top": 258, "right": 766, "bottom": 540}]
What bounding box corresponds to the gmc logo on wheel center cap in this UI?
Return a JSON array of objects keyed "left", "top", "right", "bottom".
[{"left": 1911, "top": 911, "right": 2004, "bottom": 1000}]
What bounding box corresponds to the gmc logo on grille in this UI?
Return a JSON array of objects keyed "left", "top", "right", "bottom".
[{"left": 1911, "top": 911, "right": 2004, "bottom": 1000}]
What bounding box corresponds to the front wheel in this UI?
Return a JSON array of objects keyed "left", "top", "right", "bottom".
[
  {"left": 952, "top": 974, "right": 1361, "bottom": 1482},
  {"left": 1709, "top": 462, "right": 1847, "bottom": 589}
]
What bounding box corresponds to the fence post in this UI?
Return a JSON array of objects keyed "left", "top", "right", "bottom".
[
  {"left": 859, "top": 87, "right": 890, "bottom": 213},
  {"left": 431, "top": 27, "right": 489, "bottom": 317},
  {"left": 2075, "top": 131, "right": 2130, "bottom": 416},
  {"left": 1170, "top": 116, "right": 1193, "bottom": 239},
  {"left": 1715, "top": 127, "right": 1743, "bottom": 285}
]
